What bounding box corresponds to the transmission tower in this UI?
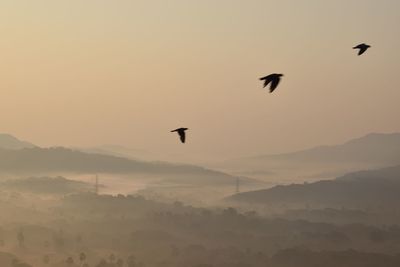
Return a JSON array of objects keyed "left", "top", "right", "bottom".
[
  {"left": 95, "top": 174, "right": 99, "bottom": 195},
  {"left": 236, "top": 177, "right": 240, "bottom": 194}
]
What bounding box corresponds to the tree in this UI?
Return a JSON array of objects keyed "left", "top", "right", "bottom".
[
  {"left": 109, "top": 253, "right": 116, "bottom": 263},
  {"left": 66, "top": 257, "right": 74, "bottom": 266},
  {"left": 0, "top": 227, "right": 5, "bottom": 247},
  {"left": 170, "top": 245, "right": 179, "bottom": 257},
  {"left": 43, "top": 255, "right": 50, "bottom": 265},
  {"left": 17, "top": 229, "right": 25, "bottom": 248},
  {"left": 95, "top": 259, "right": 107, "bottom": 267},
  {"left": 127, "top": 255, "right": 136, "bottom": 267},
  {"left": 53, "top": 229, "right": 65, "bottom": 249},
  {"left": 76, "top": 233, "right": 83, "bottom": 244},
  {"left": 80, "top": 252, "right": 87, "bottom": 264}
]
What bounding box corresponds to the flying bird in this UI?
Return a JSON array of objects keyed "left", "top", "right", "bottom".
[
  {"left": 171, "top": 128, "right": 188, "bottom": 143},
  {"left": 353, "top": 43, "right": 370, "bottom": 56},
  {"left": 259, "top": 73, "right": 284, "bottom": 93}
]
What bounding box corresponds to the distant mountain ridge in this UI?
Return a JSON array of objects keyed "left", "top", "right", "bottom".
[
  {"left": 0, "top": 133, "right": 35, "bottom": 150},
  {"left": 227, "top": 164, "right": 400, "bottom": 208},
  {"left": 0, "top": 146, "right": 219, "bottom": 174},
  {"left": 2, "top": 176, "right": 92, "bottom": 194},
  {"left": 0, "top": 134, "right": 263, "bottom": 193},
  {"left": 0, "top": 146, "right": 262, "bottom": 187},
  {"left": 217, "top": 132, "right": 400, "bottom": 181},
  {"left": 250, "top": 132, "right": 400, "bottom": 165},
  {"left": 78, "top": 144, "right": 157, "bottom": 161}
]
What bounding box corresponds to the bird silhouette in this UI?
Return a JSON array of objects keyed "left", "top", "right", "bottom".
[
  {"left": 171, "top": 128, "right": 188, "bottom": 143},
  {"left": 259, "top": 73, "right": 284, "bottom": 93},
  {"left": 353, "top": 43, "right": 370, "bottom": 55}
]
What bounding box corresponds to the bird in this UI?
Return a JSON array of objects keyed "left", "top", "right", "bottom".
[
  {"left": 353, "top": 43, "right": 370, "bottom": 56},
  {"left": 259, "top": 73, "right": 284, "bottom": 93},
  {"left": 171, "top": 128, "right": 188, "bottom": 143}
]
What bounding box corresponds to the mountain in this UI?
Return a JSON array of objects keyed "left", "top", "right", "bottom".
[
  {"left": 217, "top": 132, "right": 400, "bottom": 182},
  {"left": 0, "top": 146, "right": 261, "bottom": 187},
  {"left": 2, "top": 176, "right": 93, "bottom": 194},
  {"left": 78, "top": 144, "right": 158, "bottom": 161},
  {"left": 252, "top": 132, "right": 400, "bottom": 164},
  {"left": 0, "top": 133, "right": 35, "bottom": 149},
  {"left": 0, "top": 146, "right": 217, "bottom": 175},
  {"left": 226, "top": 164, "right": 400, "bottom": 209}
]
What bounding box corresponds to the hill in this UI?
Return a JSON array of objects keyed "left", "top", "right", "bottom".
[
  {"left": 78, "top": 144, "right": 157, "bottom": 161},
  {"left": 227, "top": 165, "right": 400, "bottom": 209},
  {"left": 253, "top": 132, "right": 400, "bottom": 164},
  {"left": 0, "top": 146, "right": 260, "bottom": 187},
  {"left": 217, "top": 132, "right": 400, "bottom": 182},
  {"left": 2, "top": 176, "right": 92, "bottom": 194},
  {"left": 0, "top": 133, "right": 35, "bottom": 150}
]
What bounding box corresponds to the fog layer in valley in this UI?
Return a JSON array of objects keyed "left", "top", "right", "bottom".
[{"left": 0, "top": 133, "right": 399, "bottom": 266}]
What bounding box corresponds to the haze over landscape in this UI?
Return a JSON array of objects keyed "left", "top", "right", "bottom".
[
  {"left": 0, "top": 1, "right": 400, "bottom": 267},
  {"left": 1, "top": 0, "right": 400, "bottom": 162}
]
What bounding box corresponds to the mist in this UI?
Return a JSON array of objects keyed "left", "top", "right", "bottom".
[{"left": 1, "top": 1, "right": 400, "bottom": 266}]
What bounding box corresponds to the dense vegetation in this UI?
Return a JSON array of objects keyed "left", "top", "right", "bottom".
[{"left": 1, "top": 188, "right": 400, "bottom": 266}]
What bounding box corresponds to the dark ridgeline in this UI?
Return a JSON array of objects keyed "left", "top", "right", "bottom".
[
  {"left": 227, "top": 165, "right": 400, "bottom": 210},
  {"left": 0, "top": 146, "right": 234, "bottom": 177},
  {"left": 220, "top": 132, "right": 400, "bottom": 182}
]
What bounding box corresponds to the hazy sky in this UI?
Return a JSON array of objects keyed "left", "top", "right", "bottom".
[{"left": 0, "top": 0, "right": 399, "bottom": 161}]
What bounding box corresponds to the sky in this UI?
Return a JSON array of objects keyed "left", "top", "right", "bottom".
[{"left": 0, "top": 0, "right": 399, "bottom": 162}]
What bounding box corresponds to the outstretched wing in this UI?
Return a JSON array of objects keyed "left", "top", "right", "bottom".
[
  {"left": 259, "top": 75, "right": 273, "bottom": 88},
  {"left": 269, "top": 77, "right": 281, "bottom": 93},
  {"left": 358, "top": 47, "right": 367, "bottom": 55},
  {"left": 353, "top": 44, "right": 368, "bottom": 55},
  {"left": 178, "top": 131, "right": 186, "bottom": 143}
]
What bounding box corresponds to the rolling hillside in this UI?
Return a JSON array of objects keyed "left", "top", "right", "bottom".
[
  {"left": 227, "top": 165, "right": 400, "bottom": 208},
  {"left": 0, "top": 146, "right": 261, "bottom": 187},
  {"left": 217, "top": 133, "right": 400, "bottom": 181}
]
